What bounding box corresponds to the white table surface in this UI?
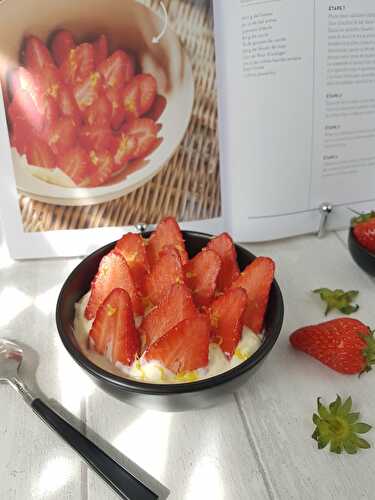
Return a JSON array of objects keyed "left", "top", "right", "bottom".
[{"left": 1, "top": 227, "right": 375, "bottom": 500}]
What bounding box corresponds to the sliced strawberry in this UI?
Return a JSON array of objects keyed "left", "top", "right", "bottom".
[
  {"left": 9, "top": 67, "right": 41, "bottom": 103},
  {"left": 136, "top": 74, "right": 157, "bottom": 115},
  {"left": 24, "top": 36, "right": 55, "bottom": 73},
  {"left": 73, "top": 72, "right": 102, "bottom": 111},
  {"left": 83, "top": 94, "right": 112, "bottom": 127},
  {"left": 104, "top": 86, "right": 126, "bottom": 130},
  {"left": 122, "top": 118, "right": 158, "bottom": 160},
  {"left": 89, "top": 288, "right": 140, "bottom": 365},
  {"left": 58, "top": 85, "right": 82, "bottom": 126},
  {"left": 99, "top": 49, "right": 134, "bottom": 89},
  {"left": 10, "top": 121, "right": 32, "bottom": 155},
  {"left": 144, "top": 314, "right": 210, "bottom": 374},
  {"left": 122, "top": 78, "right": 140, "bottom": 121},
  {"left": 41, "top": 95, "right": 60, "bottom": 138},
  {"left": 210, "top": 288, "right": 247, "bottom": 358},
  {"left": 147, "top": 217, "right": 189, "bottom": 267},
  {"left": 231, "top": 257, "right": 275, "bottom": 334},
  {"left": 87, "top": 149, "right": 114, "bottom": 187},
  {"left": 26, "top": 137, "right": 56, "bottom": 169},
  {"left": 51, "top": 30, "right": 76, "bottom": 66},
  {"left": 34, "top": 65, "right": 61, "bottom": 101},
  {"left": 185, "top": 249, "right": 222, "bottom": 308},
  {"left": 60, "top": 43, "right": 95, "bottom": 86},
  {"left": 9, "top": 90, "right": 44, "bottom": 133},
  {"left": 112, "top": 132, "right": 137, "bottom": 171},
  {"left": 114, "top": 233, "right": 150, "bottom": 293},
  {"left": 47, "top": 117, "right": 77, "bottom": 155},
  {"left": 144, "top": 246, "right": 185, "bottom": 306},
  {"left": 85, "top": 250, "right": 142, "bottom": 319},
  {"left": 207, "top": 233, "right": 240, "bottom": 291},
  {"left": 79, "top": 125, "right": 113, "bottom": 152},
  {"left": 58, "top": 146, "right": 92, "bottom": 185},
  {"left": 93, "top": 34, "right": 109, "bottom": 66},
  {"left": 140, "top": 283, "right": 197, "bottom": 349},
  {"left": 145, "top": 94, "right": 167, "bottom": 121}
]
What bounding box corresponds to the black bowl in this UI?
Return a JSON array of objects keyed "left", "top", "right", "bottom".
[
  {"left": 348, "top": 228, "right": 375, "bottom": 276},
  {"left": 56, "top": 231, "right": 284, "bottom": 412}
]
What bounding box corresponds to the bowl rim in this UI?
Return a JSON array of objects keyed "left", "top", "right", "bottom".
[
  {"left": 349, "top": 227, "right": 375, "bottom": 259},
  {"left": 56, "top": 230, "right": 284, "bottom": 396}
]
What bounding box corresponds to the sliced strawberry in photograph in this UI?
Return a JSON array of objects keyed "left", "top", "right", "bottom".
[
  {"left": 112, "top": 132, "right": 137, "bottom": 171},
  {"left": 114, "top": 233, "right": 150, "bottom": 293},
  {"left": 24, "top": 35, "right": 55, "bottom": 73},
  {"left": 207, "top": 233, "right": 240, "bottom": 291},
  {"left": 145, "top": 94, "right": 167, "bottom": 121},
  {"left": 210, "top": 288, "right": 247, "bottom": 358},
  {"left": 140, "top": 283, "right": 197, "bottom": 349},
  {"left": 136, "top": 74, "right": 157, "bottom": 115},
  {"left": 83, "top": 94, "right": 112, "bottom": 127},
  {"left": 10, "top": 121, "right": 32, "bottom": 155},
  {"left": 89, "top": 288, "right": 140, "bottom": 366},
  {"left": 51, "top": 30, "right": 76, "bottom": 66},
  {"left": 99, "top": 49, "right": 134, "bottom": 89},
  {"left": 58, "top": 146, "right": 92, "bottom": 186},
  {"left": 144, "top": 246, "right": 185, "bottom": 306},
  {"left": 147, "top": 217, "right": 189, "bottom": 267},
  {"left": 47, "top": 116, "right": 77, "bottom": 155},
  {"left": 9, "top": 90, "right": 44, "bottom": 132},
  {"left": 9, "top": 67, "right": 42, "bottom": 103},
  {"left": 79, "top": 126, "right": 113, "bottom": 153},
  {"left": 87, "top": 149, "right": 114, "bottom": 187},
  {"left": 122, "top": 79, "right": 140, "bottom": 121},
  {"left": 85, "top": 251, "right": 143, "bottom": 320},
  {"left": 73, "top": 72, "right": 102, "bottom": 111},
  {"left": 185, "top": 249, "right": 222, "bottom": 308},
  {"left": 40, "top": 95, "right": 60, "bottom": 137},
  {"left": 93, "top": 34, "right": 109, "bottom": 66},
  {"left": 60, "top": 43, "right": 95, "bottom": 86},
  {"left": 104, "top": 86, "right": 126, "bottom": 130},
  {"left": 58, "top": 85, "right": 82, "bottom": 126},
  {"left": 231, "top": 257, "right": 275, "bottom": 334},
  {"left": 26, "top": 137, "right": 56, "bottom": 169},
  {"left": 122, "top": 118, "right": 158, "bottom": 160},
  {"left": 144, "top": 314, "right": 210, "bottom": 374}
]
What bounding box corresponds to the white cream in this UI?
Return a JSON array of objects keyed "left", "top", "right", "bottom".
[{"left": 74, "top": 292, "right": 263, "bottom": 384}]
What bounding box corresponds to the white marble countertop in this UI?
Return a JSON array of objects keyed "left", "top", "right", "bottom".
[{"left": 1, "top": 227, "right": 375, "bottom": 500}]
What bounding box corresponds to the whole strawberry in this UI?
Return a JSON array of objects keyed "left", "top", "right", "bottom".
[
  {"left": 290, "top": 318, "right": 375, "bottom": 375},
  {"left": 352, "top": 211, "right": 375, "bottom": 253}
]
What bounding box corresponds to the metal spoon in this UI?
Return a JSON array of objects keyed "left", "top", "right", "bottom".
[{"left": 0, "top": 339, "right": 158, "bottom": 500}]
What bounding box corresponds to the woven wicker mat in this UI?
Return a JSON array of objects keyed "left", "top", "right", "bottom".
[{"left": 18, "top": 0, "right": 221, "bottom": 233}]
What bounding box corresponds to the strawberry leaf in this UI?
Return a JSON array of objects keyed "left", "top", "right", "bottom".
[{"left": 313, "top": 288, "right": 359, "bottom": 316}]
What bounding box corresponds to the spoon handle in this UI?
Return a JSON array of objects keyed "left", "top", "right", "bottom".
[{"left": 31, "top": 398, "right": 158, "bottom": 500}]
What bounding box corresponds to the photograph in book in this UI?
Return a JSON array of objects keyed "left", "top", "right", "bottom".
[{"left": 0, "top": 0, "right": 221, "bottom": 257}]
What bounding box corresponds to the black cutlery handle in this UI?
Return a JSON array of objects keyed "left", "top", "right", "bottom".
[{"left": 31, "top": 398, "right": 158, "bottom": 500}]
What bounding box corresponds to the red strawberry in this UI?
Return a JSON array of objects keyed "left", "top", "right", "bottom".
[
  {"left": 144, "top": 314, "right": 210, "bottom": 374},
  {"left": 184, "top": 249, "right": 222, "bottom": 308},
  {"left": 147, "top": 217, "right": 189, "bottom": 267},
  {"left": 290, "top": 318, "right": 375, "bottom": 375},
  {"left": 140, "top": 283, "right": 197, "bottom": 349},
  {"left": 60, "top": 43, "right": 95, "bottom": 86},
  {"left": 73, "top": 72, "right": 102, "bottom": 111},
  {"left": 51, "top": 30, "right": 76, "bottom": 66},
  {"left": 112, "top": 132, "right": 137, "bottom": 171},
  {"left": 99, "top": 50, "right": 134, "bottom": 89},
  {"left": 207, "top": 233, "right": 240, "bottom": 291},
  {"left": 58, "top": 146, "right": 91, "bottom": 185},
  {"left": 34, "top": 65, "right": 61, "bottom": 101},
  {"left": 136, "top": 74, "right": 157, "bottom": 115},
  {"left": 9, "top": 67, "right": 42, "bottom": 104},
  {"left": 231, "top": 257, "right": 275, "bottom": 334},
  {"left": 144, "top": 246, "right": 185, "bottom": 306},
  {"left": 85, "top": 251, "right": 143, "bottom": 320},
  {"left": 9, "top": 90, "right": 44, "bottom": 133},
  {"left": 47, "top": 117, "right": 77, "bottom": 155},
  {"left": 93, "top": 34, "right": 109, "bottom": 66},
  {"left": 121, "top": 118, "right": 158, "bottom": 160},
  {"left": 145, "top": 94, "right": 167, "bottom": 121},
  {"left": 87, "top": 149, "right": 114, "bottom": 187},
  {"left": 24, "top": 36, "right": 55, "bottom": 73},
  {"left": 10, "top": 121, "right": 32, "bottom": 156},
  {"left": 210, "top": 288, "right": 247, "bottom": 358},
  {"left": 89, "top": 288, "right": 140, "bottom": 366},
  {"left": 78, "top": 126, "right": 113, "bottom": 153},
  {"left": 122, "top": 78, "right": 140, "bottom": 121},
  {"left": 352, "top": 212, "right": 375, "bottom": 254},
  {"left": 114, "top": 233, "right": 150, "bottom": 293},
  {"left": 83, "top": 94, "right": 112, "bottom": 127},
  {"left": 58, "top": 85, "right": 82, "bottom": 126},
  {"left": 104, "top": 86, "right": 126, "bottom": 130},
  {"left": 26, "top": 138, "right": 56, "bottom": 169},
  {"left": 41, "top": 95, "right": 60, "bottom": 137}
]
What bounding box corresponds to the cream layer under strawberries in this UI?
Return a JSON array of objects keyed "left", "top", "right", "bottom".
[{"left": 73, "top": 292, "right": 262, "bottom": 384}]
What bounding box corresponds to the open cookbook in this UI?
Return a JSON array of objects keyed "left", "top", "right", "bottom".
[{"left": 0, "top": 0, "right": 375, "bottom": 258}]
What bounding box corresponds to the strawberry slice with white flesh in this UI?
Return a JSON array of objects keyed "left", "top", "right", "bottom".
[
  {"left": 85, "top": 251, "right": 143, "bottom": 320},
  {"left": 114, "top": 233, "right": 150, "bottom": 294},
  {"left": 207, "top": 233, "right": 240, "bottom": 291},
  {"left": 144, "top": 314, "right": 210, "bottom": 374},
  {"left": 89, "top": 288, "right": 140, "bottom": 366}
]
